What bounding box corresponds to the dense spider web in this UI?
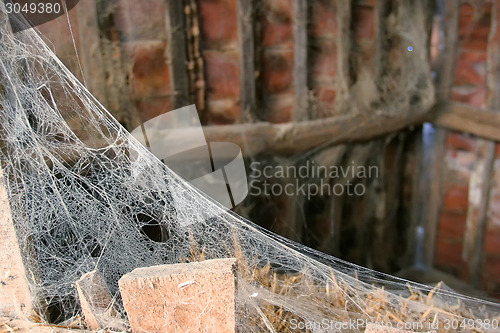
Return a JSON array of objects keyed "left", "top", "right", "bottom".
[{"left": 0, "top": 3, "right": 499, "bottom": 333}]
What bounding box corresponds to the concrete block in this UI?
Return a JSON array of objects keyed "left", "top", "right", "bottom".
[
  {"left": 75, "top": 270, "right": 124, "bottom": 331},
  {"left": 119, "top": 258, "right": 237, "bottom": 333},
  {"left": 0, "top": 166, "right": 33, "bottom": 317}
]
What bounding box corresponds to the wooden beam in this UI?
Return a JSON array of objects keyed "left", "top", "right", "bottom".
[
  {"left": 434, "top": 103, "right": 500, "bottom": 142},
  {"left": 200, "top": 108, "right": 432, "bottom": 157}
]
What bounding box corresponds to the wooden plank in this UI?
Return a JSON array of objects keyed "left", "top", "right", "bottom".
[
  {"left": 423, "top": 0, "right": 460, "bottom": 269},
  {"left": 293, "top": 0, "right": 308, "bottom": 121},
  {"left": 335, "top": 0, "right": 351, "bottom": 110},
  {"left": 75, "top": 0, "right": 108, "bottom": 107},
  {"left": 237, "top": 0, "right": 256, "bottom": 122},
  {"left": 434, "top": 103, "right": 500, "bottom": 142},
  {"left": 423, "top": 127, "right": 447, "bottom": 269},
  {"left": 166, "top": 0, "right": 191, "bottom": 109},
  {"left": 201, "top": 106, "right": 432, "bottom": 157},
  {"left": 464, "top": 140, "right": 495, "bottom": 287}
]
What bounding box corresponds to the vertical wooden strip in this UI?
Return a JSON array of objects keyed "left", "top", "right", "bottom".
[
  {"left": 238, "top": 0, "right": 256, "bottom": 122},
  {"left": 423, "top": 0, "right": 460, "bottom": 269},
  {"left": 166, "top": 0, "right": 191, "bottom": 109},
  {"left": 335, "top": 0, "right": 351, "bottom": 113},
  {"left": 75, "top": 0, "right": 108, "bottom": 107},
  {"left": 293, "top": 0, "right": 308, "bottom": 121},
  {"left": 465, "top": 0, "right": 500, "bottom": 287},
  {"left": 464, "top": 141, "right": 495, "bottom": 286}
]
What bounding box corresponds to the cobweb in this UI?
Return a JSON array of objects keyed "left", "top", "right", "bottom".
[{"left": 0, "top": 3, "right": 499, "bottom": 333}]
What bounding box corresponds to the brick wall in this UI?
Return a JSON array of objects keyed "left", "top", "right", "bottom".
[{"left": 435, "top": 1, "right": 500, "bottom": 295}]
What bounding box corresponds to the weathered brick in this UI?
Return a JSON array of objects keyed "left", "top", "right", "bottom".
[
  {"left": 206, "top": 98, "right": 241, "bottom": 124},
  {"left": 454, "top": 51, "right": 487, "bottom": 86},
  {"left": 310, "top": 0, "right": 338, "bottom": 38},
  {"left": 481, "top": 255, "right": 500, "bottom": 295},
  {"left": 260, "top": 0, "right": 293, "bottom": 48},
  {"left": 136, "top": 96, "right": 173, "bottom": 124},
  {"left": 119, "top": 259, "right": 237, "bottom": 333},
  {"left": 261, "top": 50, "right": 294, "bottom": 95},
  {"left": 263, "top": 95, "right": 294, "bottom": 123},
  {"left": 198, "top": 0, "right": 238, "bottom": 50},
  {"left": 438, "top": 212, "right": 467, "bottom": 238},
  {"left": 451, "top": 86, "right": 487, "bottom": 107},
  {"left": 353, "top": 5, "right": 376, "bottom": 41},
  {"left": 484, "top": 225, "right": 500, "bottom": 254},
  {"left": 442, "top": 185, "right": 469, "bottom": 214},
  {"left": 314, "top": 85, "right": 337, "bottom": 104},
  {"left": 446, "top": 132, "right": 477, "bottom": 151},
  {"left": 124, "top": 42, "right": 172, "bottom": 100},
  {"left": 310, "top": 38, "right": 338, "bottom": 83},
  {"left": 458, "top": 2, "right": 492, "bottom": 52},
  {"left": 115, "top": 0, "right": 166, "bottom": 41},
  {"left": 203, "top": 50, "right": 241, "bottom": 100}
]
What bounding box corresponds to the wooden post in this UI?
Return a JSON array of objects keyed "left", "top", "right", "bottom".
[
  {"left": 0, "top": 166, "right": 33, "bottom": 318},
  {"left": 423, "top": 0, "right": 460, "bottom": 269}
]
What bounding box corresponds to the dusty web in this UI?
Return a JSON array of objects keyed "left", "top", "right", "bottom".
[{"left": 0, "top": 3, "right": 499, "bottom": 333}]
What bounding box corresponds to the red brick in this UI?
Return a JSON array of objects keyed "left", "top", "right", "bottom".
[
  {"left": 444, "top": 150, "right": 476, "bottom": 181},
  {"left": 438, "top": 211, "right": 467, "bottom": 238},
  {"left": 311, "top": 85, "right": 337, "bottom": 119},
  {"left": 203, "top": 50, "right": 241, "bottom": 101},
  {"left": 480, "top": 255, "right": 500, "bottom": 296},
  {"left": 454, "top": 51, "right": 487, "bottom": 86},
  {"left": 458, "top": 2, "right": 492, "bottom": 52},
  {"left": 115, "top": 0, "right": 166, "bottom": 41},
  {"left": 261, "top": 50, "right": 294, "bottom": 95},
  {"left": 446, "top": 133, "right": 477, "bottom": 151},
  {"left": 260, "top": 0, "right": 293, "bottom": 48},
  {"left": 314, "top": 85, "right": 336, "bottom": 104},
  {"left": 125, "top": 42, "right": 172, "bottom": 99},
  {"left": 451, "top": 86, "right": 487, "bottom": 107},
  {"left": 310, "top": 0, "right": 338, "bottom": 38},
  {"left": 435, "top": 236, "right": 465, "bottom": 270},
  {"left": 136, "top": 97, "right": 173, "bottom": 123},
  {"left": 353, "top": 5, "right": 376, "bottom": 41},
  {"left": 198, "top": 0, "right": 238, "bottom": 50},
  {"left": 206, "top": 99, "right": 241, "bottom": 125},
  {"left": 310, "top": 38, "right": 338, "bottom": 83},
  {"left": 264, "top": 95, "right": 294, "bottom": 123},
  {"left": 443, "top": 185, "right": 469, "bottom": 214},
  {"left": 484, "top": 226, "right": 500, "bottom": 254}
]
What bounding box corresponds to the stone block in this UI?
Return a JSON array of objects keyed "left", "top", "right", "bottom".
[{"left": 119, "top": 258, "right": 237, "bottom": 333}]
